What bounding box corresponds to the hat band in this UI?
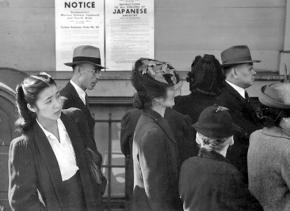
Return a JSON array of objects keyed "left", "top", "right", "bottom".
[
  {"left": 223, "top": 56, "right": 252, "bottom": 64},
  {"left": 73, "top": 56, "right": 101, "bottom": 65}
]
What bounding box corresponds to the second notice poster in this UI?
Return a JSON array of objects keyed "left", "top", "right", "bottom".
[{"left": 105, "top": 0, "right": 154, "bottom": 70}]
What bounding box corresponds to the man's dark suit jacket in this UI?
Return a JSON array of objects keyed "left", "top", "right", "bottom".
[
  {"left": 132, "top": 109, "right": 183, "bottom": 211},
  {"left": 216, "top": 83, "right": 262, "bottom": 182},
  {"left": 61, "top": 82, "right": 95, "bottom": 143},
  {"left": 179, "top": 149, "right": 263, "bottom": 211},
  {"left": 8, "top": 109, "right": 103, "bottom": 211}
]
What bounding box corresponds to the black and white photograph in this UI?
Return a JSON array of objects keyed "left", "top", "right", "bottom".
[{"left": 0, "top": 0, "right": 290, "bottom": 210}]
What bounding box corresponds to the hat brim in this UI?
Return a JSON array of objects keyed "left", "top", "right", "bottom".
[
  {"left": 64, "top": 61, "right": 106, "bottom": 69},
  {"left": 193, "top": 122, "right": 240, "bottom": 139},
  {"left": 258, "top": 85, "right": 290, "bottom": 109},
  {"left": 221, "top": 60, "right": 261, "bottom": 67}
]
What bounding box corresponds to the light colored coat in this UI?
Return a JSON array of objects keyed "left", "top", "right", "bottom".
[{"left": 248, "top": 127, "right": 290, "bottom": 211}]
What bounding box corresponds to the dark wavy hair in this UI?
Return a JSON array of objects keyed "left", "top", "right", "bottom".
[
  {"left": 15, "top": 72, "right": 56, "bottom": 132},
  {"left": 131, "top": 58, "right": 153, "bottom": 109},
  {"left": 257, "top": 104, "right": 290, "bottom": 128},
  {"left": 187, "top": 54, "right": 225, "bottom": 95}
]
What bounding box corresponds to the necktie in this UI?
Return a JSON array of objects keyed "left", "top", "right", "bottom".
[
  {"left": 85, "top": 94, "right": 90, "bottom": 109},
  {"left": 245, "top": 91, "right": 249, "bottom": 100}
]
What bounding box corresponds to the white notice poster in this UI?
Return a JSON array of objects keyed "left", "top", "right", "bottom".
[
  {"left": 55, "top": 0, "right": 105, "bottom": 71},
  {"left": 105, "top": 0, "right": 154, "bottom": 70}
]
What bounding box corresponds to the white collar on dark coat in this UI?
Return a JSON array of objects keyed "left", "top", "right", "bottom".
[
  {"left": 226, "top": 80, "right": 246, "bottom": 99},
  {"left": 70, "top": 80, "right": 86, "bottom": 105}
]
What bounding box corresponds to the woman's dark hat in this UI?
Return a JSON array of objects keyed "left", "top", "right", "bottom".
[
  {"left": 64, "top": 45, "right": 106, "bottom": 69},
  {"left": 131, "top": 58, "right": 181, "bottom": 98},
  {"left": 258, "top": 83, "right": 290, "bottom": 109},
  {"left": 221, "top": 45, "right": 260, "bottom": 67},
  {"left": 193, "top": 105, "right": 240, "bottom": 138}
]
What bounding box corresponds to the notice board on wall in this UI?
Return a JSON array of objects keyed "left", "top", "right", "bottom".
[{"left": 55, "top": 0, "right": 154, "bottom": 71}]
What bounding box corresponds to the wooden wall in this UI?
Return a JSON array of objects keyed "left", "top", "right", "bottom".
[{"left": 0, "top": 0, "right": 286, "bottom": 72}]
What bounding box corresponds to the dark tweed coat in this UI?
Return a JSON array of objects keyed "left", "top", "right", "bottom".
[
  {"left": 120, "top": 108, "right": 198, "bottom": 199},
  {"left": 8, "top": 109, "right": 103, "bottom": 211},
  {"left": 179, "top": 149, "right": 263, "bottom": 211},
  {"left": 132, "top": 109, "right": 183, "bottom": 211}
]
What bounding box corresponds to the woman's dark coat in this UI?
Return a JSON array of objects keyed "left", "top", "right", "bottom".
[
  {"left": 132, "top": 109, "right": 183, "bottom": 211},
  {"left": 120, "top": 108, "right": 198, "bottom": 199},
  {"left": 8, "top": 109, "right": 103, "bottom": 211},
  {"left": 179, "top": 149, "right": 263, "bottom": 211},
  {"left": 174, "top": 91, "right": 217, "bottom": 124}
]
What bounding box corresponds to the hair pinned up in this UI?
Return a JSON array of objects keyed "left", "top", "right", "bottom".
[
  {"left": 187, "top": 54, "right": 224, "bottom": 95},
  {"left": 15, "top": 73, "right": 56, "bottom": 132}
]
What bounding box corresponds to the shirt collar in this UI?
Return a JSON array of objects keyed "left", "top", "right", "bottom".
[
  {"left": 70, "top": 80, "right": 86, "bottom": 104},
  {"left": 36, "top": 119, "right": 65, "bottom": 141},
  {"left": 226, "top": 80, "right": 246, "bottom": 99}
]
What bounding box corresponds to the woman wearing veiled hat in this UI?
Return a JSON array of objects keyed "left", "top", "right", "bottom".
[
  {"left": 131, "top": 58, "right": 183, "bottom": 211},
  {"left": 248, "top": 83, "right": 290, "bottom": 211},
  {"left": 174, "top": 54, "right": 224, "bottom": 124}
]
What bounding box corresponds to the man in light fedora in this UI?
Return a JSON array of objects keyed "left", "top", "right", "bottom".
[
  {"left": 61, "top": 45, "right": 105, "bottom": 143},
  {"left": 216, "top": 45, "right": 263, "bottom": 183}
]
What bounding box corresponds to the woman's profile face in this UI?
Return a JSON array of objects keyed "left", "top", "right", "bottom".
[{"left": 33, "top": 85, "right": 63, "bottom": 121}]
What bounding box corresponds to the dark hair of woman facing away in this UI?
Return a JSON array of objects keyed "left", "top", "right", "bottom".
[
  {"left": 257, "top": 104, "right": 290, "bottom": 128},
  {"left": 15, "top": 72, "right": 56, "bottom": 132},
  {"left": 186, "top": 54, "right": 225, "bottom": 96}
]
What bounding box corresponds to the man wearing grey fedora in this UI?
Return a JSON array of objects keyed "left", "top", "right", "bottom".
[
  {"left": 216, "top": 45, "right": 262, "bottom": 183},
  {"left": 61, "top": 45, "right": 107, "bottom": 197},
  {"left": 61, "top": 45, "right": 105, "bottom": 144}
]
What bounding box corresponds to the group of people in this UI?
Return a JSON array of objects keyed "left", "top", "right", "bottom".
[
  {"left": 121, "top": 45, "right": 290, "bottom": 211},
  {"left": 7, "top": 43, "right": 290, "bottom": 211}
]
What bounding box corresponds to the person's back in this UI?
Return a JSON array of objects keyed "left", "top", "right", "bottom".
[
  {"left": 179, "top": 105, "right": 262, "bottom": 211},
  {"left": 180, "top": 150, "right": 262, "bottom": 211},
  {"left": 174, "top": 92, "right": 216, "bottom": 124},
  {"left": 174, "top": 54, "right": 224, "bottom": 124},
  {"left": 249, "top": 128, "right": 290, "bottom": 211}
]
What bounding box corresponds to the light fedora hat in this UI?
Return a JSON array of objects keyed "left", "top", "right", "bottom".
[
  {"left": 258, "top": 83, "right": 290, "bottom": 109},
  {"left": 221, "top": 45, "right": 261, "bottom": 67},
  {"left": 65, "top": 45, "right": 106, "bottom": 69}
]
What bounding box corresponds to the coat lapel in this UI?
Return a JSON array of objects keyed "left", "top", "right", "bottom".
[
  {"left": 60, "top": 113, "right": 84, "bottom": 165},
  {"left": 60, "top": 112, "right": 99, "bottom": 206},
  {"left": 144, "top": 109, "right": 177, "bottom": 144},
  {"left": 65, "top": 83, "right": 87, "bottom": 110},
  {"left": 224, "top": 83, "right": 247, "bottom": 105},
  {"left": 65, "top": 83, "right": 95, "bottom": 131},
  {"left": 32, "top": 123, "right": 64, "bottom": 205}
]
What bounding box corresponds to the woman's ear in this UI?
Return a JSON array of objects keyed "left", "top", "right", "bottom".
[
  {"left": 27, "top": 104, "right": 36, "bottom": 113},
  {"left": 229, "top": 136, "right": 234, "bottom": 146}
]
